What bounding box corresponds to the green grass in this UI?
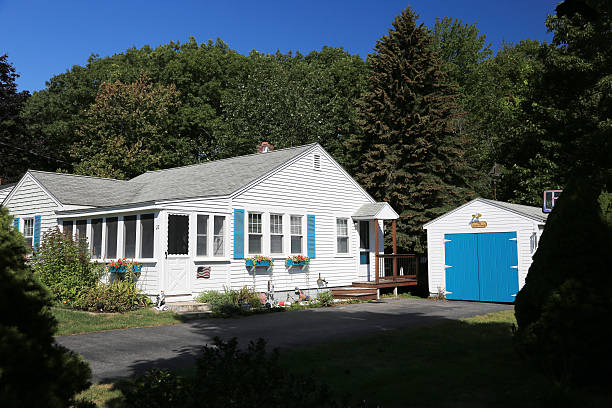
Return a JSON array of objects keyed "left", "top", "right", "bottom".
[
  {"left": 52, "top": 307, "right": 187, "bottom": 336},
  {"left": 76, "top": 310, "right": 611, "bottom": 407}
]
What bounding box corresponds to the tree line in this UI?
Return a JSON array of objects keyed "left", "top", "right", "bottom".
[{"left": 1, "top": 2, "right": 609, "bottom": 252}]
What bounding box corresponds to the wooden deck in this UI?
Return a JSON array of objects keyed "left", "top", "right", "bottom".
[{"left": 352, "top": 276, "right": 418, "bottom": 289}]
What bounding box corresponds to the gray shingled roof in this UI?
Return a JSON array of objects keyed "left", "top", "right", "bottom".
[
  {"left": 28, "top": 144, "right": 315, "bottom": 207},
  {"left": 480, "top": 198, "right": 548, "bottom": 222},
  {"left": 353, "top": 202, "right": 387, "bottom": 218}
]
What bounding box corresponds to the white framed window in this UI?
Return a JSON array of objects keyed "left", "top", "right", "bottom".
[
  {"left": 270, "top": 214, "right": 283, "bottom": 254},
  {"left": 290, "top": 215, "right": 303, "bottom": 254},
  {"left": 213, "top": 216, "right": 225, "bottom": 256},
  {"left": 248, "top": 213, "right": 262, "bottom": 254},
  {"left": 197, "top": 215, "right": 208, "bottom": 256},
  {"left": 23, "top": 218, "right": 34, "bottom": 248},
  {"left": 336, "top": 218, "right": 349, "bottom": 254},
  {"left": 530, "top": 232, "right": 538, "bottom": 254}
]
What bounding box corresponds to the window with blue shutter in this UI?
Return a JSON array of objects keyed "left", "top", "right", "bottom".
[
  {"left": 13, "top": 217, "right": 19, "bottom": 230},
  {"left": 233, "top": 209, "right": 245, "bottom": 259},
  {"left": 307, "top": 214, "right": 316, "bottom": 258},
  {"left": 33, "top": 215, "right": 42, "bottom": 250}
]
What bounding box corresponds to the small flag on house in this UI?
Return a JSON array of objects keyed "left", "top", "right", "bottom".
[{"left": 197, "top": 266, "right": 211, "bottom": 279}]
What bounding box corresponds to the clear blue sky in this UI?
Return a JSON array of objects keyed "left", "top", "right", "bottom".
[{"left": 1, "top": 0, "right": 559, "bottom": 92}]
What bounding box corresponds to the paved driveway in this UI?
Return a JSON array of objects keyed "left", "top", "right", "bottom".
[{"left": 56, "top": 298, "right": 512, "bottom": 382}]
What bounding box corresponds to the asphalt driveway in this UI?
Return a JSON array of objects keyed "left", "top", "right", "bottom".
[{"left": 56, "top": 298, "right": 512, "bottom": 382}]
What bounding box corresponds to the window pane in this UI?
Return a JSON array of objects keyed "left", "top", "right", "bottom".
[
  {"left": 106, "top": 217, "right": 118, "bottom": 259},
  {"left": 197, "top": 215, "right": 208, "bottom": 256},
  {"left": 338, "top": 237, "right": 348, "bottom": 253},
  {"left": 337, "top": 219, "right": 348, "bottom": 236},
  {"left": 76, "top": 220, "right": 87, "bottom": 242},
  {"left": 271, "top": 235, "right": 283, "bottom": 253},
  {"left": 290, "top": 216, "right": 302, "bottom": 235},
  {"left": 124, "top": 216, "right": 137, "bottom": 258},
  {"left": 270, "top": 214, "right": 282, "bottom": 234},
  {"left": 24, "top": 219, "right": 34, "bottom": 237},
  {"left": 63, "top": 220, "right": 73, "bottom": 236},
  {"left": 91, "top": 218, "right": 103, "bottom": 259},
  {"left": 168, "top": 214, "right": 188, "bottom": 255},
  {"left": 140, "top": 214, "right": 155, "bottom": 258},
  {"left": 248, "top": 235, "right": 262, "bottom": 254},
  {"left": 359, "top": 221, "right": 370, "bottom": 249},
  {"left": 213, "top": 216, "right": 224, "bottom": 256},
  {"left": 248, "top": 213, "right": 261, "bottom": 233},
  {"left": 291, "top": 236, "right": 302, "bottom": 254}
]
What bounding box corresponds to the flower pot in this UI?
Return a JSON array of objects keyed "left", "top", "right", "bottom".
[
  {"left": 286, "top": 259, "right": 308, "bottom": 266},
  {"left": 109, "top": 264, "right": 142, "bottom": 273},
  {"left": 245, "top": 260, "right": 271, "bottom": 267}
]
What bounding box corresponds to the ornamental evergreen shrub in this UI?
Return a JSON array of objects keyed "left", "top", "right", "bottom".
[
  {"left": 0, "top": 207, "right": 91, "bottom": 407},
  {"left": 121, "top": 337, "right": 337, "bottom": 408},
  {"left": 31, "top": 227, "right": 103, "bottom": 302},
  {"left": 514, "top": 177, "right": 612, "bottom": 386}
]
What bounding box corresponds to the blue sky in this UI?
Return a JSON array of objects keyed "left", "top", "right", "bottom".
[{"left": 1, "top": 0, "right": 559, "bottom": 92}]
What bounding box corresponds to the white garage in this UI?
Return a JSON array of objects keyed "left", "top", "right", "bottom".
[{"left": 423, "top": 198, "right": 548, "bottom": 302}]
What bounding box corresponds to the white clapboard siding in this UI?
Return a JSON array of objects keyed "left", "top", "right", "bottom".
[
  {"left": 0, "top": 187, "right": 14, "bottom": 203},
  {"left": 3, "top": 174, "right": 61, "bottom": 234},
  {"left": 424, "top": 200, "right": 544, "bottom": 297},
  {"left": 228, "top": 145, "right": 373, "bottom": 293}
]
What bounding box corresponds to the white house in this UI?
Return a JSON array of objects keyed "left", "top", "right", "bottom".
[
  {"left": 423, "top": 198, "right": 548, "bottom": 302},
  {"left": 2, "top": 143, "right": 400, "bottom": 301}
]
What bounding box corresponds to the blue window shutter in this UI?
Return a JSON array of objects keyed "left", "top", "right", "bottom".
[
  {"left": 307, "top": 214, "right": 316, "bottom": 258},
  {"left": 233, "top": 209, "right": 245, "bottom": 259},
  {"left": 13, "top": 217, "right": 19, "bottom": 230},
  {"left": 34, "top": 215, "right": 42, "bottom": 250}
]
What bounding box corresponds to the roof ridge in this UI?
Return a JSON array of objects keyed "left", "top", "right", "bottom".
[
  {"left": 130, "top": 143, "right": 318, "bottom": 178},
  {"left": 480, "top": 198, "right": 541, "bottom": 211},
  {"left": 28, "top": 169, "right": 128, "bottom": 182}
]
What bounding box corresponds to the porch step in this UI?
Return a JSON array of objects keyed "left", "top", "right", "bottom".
[
  {"left": 165, "top": 301, "right": 211, "bottom": 313},
  {"left": 331, "top": 287, "right": 378, "bottom": 301}
]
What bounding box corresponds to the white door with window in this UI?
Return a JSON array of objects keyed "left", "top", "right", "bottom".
[
  {"left": 164, "top": 214, "right": 190, "bottom": 295},
  {"left": 358, "top": 220, "right": 371, "bottom": 281}
]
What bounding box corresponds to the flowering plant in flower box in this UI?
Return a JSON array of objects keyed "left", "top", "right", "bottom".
[
  {"left": 108, "top": 258, "right": 142, "bottom": 274},
  {"left": 245, "top": 255, "right": 274, "bottom": 267},
  {"left": 286, "top": 255, "right": 309, "bottom": 266}
]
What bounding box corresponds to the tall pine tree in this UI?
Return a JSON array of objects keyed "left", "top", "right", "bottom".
[{"left": 354, "top": 7, "right": 474, "bottom": 252}]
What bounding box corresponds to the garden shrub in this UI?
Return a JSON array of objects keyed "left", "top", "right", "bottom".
[
  {"left": 0, "top": 207, "right": 91, "bottom": 407},
  {"left": 73, "top": 280, "right": 152, "bottom": 313},
  {"left": 317, "top": 290, "right": 334, "bottom": 307},
  {"left": 514, "top": 178, "right": 612, "bottom": 386},
  {"left": 31, "top": 228, "right": 103, "bottom": 303},
  {"left": 196, "top": 286, "right": 261, "bottom": 315},
  {"left": 121, "top": 337, "right": 336, "bottom": 408}
]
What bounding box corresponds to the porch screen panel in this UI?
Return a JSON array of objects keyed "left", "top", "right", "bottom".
[
  {"left": 76, "top": 220, "right": 87, "bottom": 242},
  {"left": 168, "top": 214, "right": 188, "bottom": 255},
  {"left": 140, "top": 214, "right": 155, "bottom": 258},
  {"left": 106, "top": 217, "right": 118, "bottom": 259},
  {"left": 63, "top": 220, "right": 73, "bottom": 236},
  {"left": 359, "top": 220, "right": 370, "bottom": 249},
  {"left": 124, "top": 216, "right": 137, "bottom": 258},
  {"left": 91, "top": 218, "right": 103, "bottom": 259}
]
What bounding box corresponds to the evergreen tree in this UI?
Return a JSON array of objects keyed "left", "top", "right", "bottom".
[
  {"left": 0, "top": 207, "right": 91, "bottom": 407},
  {"left": 353, "top": 7, "right": 474, "bottom": 252}
]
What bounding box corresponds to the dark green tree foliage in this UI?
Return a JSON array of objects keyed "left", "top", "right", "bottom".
[
  {"left": 218, "top": 47, "right": 367, "bottom": 168},
  {"left": 0, "top": 207, "right": 91, "bottom": 407},
  {"left": 70, "top": 74, "right": 190, "bottom": 179},
  {"left": 514, "top": 178, "right": 611, "bottom": 385},
  {"left": 354, "top": 8, "right": 474, "bottom": 252}
]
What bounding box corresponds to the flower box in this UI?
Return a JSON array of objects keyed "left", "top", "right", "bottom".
[
  {"left": 109, "top": 264, "right": 142, "bottom": 273},
  {"left": 245, "top": 260, "right": 271, "bottom": 267},
  {"left": 286, "top": 259, "right": 308, "bottom": 266}
]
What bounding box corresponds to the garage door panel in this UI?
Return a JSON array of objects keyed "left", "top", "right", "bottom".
[
  {"left": 478, "top": 232, "right": 518, "bottom": 302},
  {"left": 444, "top": 234, "right": 479, "bottom": 301}
]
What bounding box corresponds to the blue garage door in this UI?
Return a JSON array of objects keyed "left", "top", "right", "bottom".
[{"left": 444, "top": 232, "right": 518, "bottom": 302}]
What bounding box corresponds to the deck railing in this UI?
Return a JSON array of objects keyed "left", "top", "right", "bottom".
[{"left": 375, "top": 254, "right": 419, "bottom": 282}]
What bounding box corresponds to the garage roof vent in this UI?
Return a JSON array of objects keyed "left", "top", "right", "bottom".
[{"left": 313, "top": 154, "right": 321, "bottom": 170}]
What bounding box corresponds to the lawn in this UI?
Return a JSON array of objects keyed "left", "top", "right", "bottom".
[
  {"left": 52, "top": 307, "right": 187, "bottom": 336},
  {"left": 76, "top": 309, "right": 610, "bottom": 407}
]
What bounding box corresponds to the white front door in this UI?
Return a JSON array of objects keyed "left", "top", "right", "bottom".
[
  {"left": 164, "top": 214, "right": 191, "bottom": 295},
  {"left": 358, "top": 220, "right": 371, "bottom": 281}
]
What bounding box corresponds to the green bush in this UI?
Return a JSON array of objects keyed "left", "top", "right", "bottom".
[
  {"left": 196, "top": 286, "right": 262, "bottom": 315},
  {"left": 0, "top": 207, "right": 91, "bottom": 407},
  {"left": 121, "top": 337, "right": 336, "bottom": 408},
  {"left": 317, "top": 290, "right": 334, "bottom": 307},
  {"left": 73, "top": 280, "right": 152, "bottom": 313},
  {"left": 514, "top": 178, "right": 612, "bottom": 386},
  {"left": 31, "top": 228, "right": 103, "bottom": 303}
]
